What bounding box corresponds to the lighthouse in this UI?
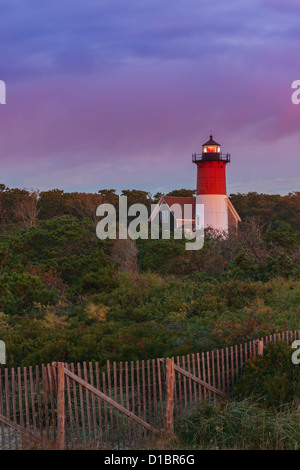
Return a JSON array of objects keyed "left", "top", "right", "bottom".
[
  {"left": 149, "top": 134, "right": 240, "bottom": 234},
  {"left": 193, "top": 135, "right": 240, "bottom": 232}
]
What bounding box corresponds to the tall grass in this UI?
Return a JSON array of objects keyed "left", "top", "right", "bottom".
[{"left": 151, "top": 399, "right": 300, "bottom": 450}]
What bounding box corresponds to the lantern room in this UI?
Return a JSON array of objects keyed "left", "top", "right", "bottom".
[
  {"left": 192, "top": 135, "right": 230, "bottom": 164},
  {"left": 202, "top": 135, "right": 220, "bottom": 154}
]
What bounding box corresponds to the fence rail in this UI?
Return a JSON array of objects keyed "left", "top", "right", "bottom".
[{"left": 0, "top": 329, "right": 299, "bottom": 450}]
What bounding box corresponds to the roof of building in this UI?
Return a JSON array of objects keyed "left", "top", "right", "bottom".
[
  {"left": 203, "top": 135, "right": 220, "bottom": 147},
  {"left": 162, "top": 196, "right": 196, "bottom": 219},
  {"left": 148, "top": 196, "right": 196, "bottom": 222},
  {"left": 226, "top": 197, "right": 241, "bottom": 223}
]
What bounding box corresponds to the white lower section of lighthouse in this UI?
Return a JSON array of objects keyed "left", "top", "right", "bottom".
[{"left": 196, "top": 194, "right": 228, "bottom": 232}]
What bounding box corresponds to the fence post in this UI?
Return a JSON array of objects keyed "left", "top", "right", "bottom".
[
  {"left": 165, "top": 358, "right": 174, "bottom": 437},
  {"left": 56, "top": 362, "right": 65, "bottom": 450},
  {"left": 258, "top": 340, "right": 264, "bottom": 356}
]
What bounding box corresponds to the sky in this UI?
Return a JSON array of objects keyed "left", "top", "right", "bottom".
[{"left": 0, "top": 0, "right": 300, "bottom": 196}]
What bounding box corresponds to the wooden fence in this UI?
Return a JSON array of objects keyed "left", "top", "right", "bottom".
[{"left": 0, "top": 329, "right": 299, "bottom": 450}]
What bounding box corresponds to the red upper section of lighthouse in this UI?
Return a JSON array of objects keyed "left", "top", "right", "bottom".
[
  {"left": 196, "top": 161, "right": 227, "bottom": 195},
  {"left": 192, "top": 135, "right": 230, "bottom": 195}
]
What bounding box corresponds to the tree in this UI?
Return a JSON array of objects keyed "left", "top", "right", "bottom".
[
  {"left": 110, "top": 238, "right": 139, "bottom": 274},
  {"left": 121, "top": 189, "right": 152, "bottom": 210},
  {"left": 98, "top": 189, "right": 118, "bottom": 206},
  {"left": 65, "top": 192, "right": 103, "bottom": 225},
  {"left": 38, "top": 189, "right": 67, "bottom": 219},
  {"left": 237, "top": 217, "right": 269, "bottom": 263},
  {"left": 0, "top": 184, "right": 6, "bottom": 227},
  {"left": 153, "top": 192, "right": 164, "bottom": 204},
  {"left": 14, "top": 190, "right": 41, "bottom": 229},
  {"left": 166, "top": 189, "right": 196, "bottom": 198}
]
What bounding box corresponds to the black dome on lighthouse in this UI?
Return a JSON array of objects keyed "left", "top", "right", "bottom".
[{"left": 203, "top": 135, "right": 220, "bottom": 147}]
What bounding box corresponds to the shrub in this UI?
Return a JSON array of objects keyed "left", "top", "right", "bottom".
[{"left": 233, "top": 341, "right": 300, "bottom": 408}]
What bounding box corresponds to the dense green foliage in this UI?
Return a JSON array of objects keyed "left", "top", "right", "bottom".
[
  {"left": 0, "top": 187, "right": 299, "bottom": 368},
  {"left": 233, "top": 341, "right": 300, "bottom": 408}
]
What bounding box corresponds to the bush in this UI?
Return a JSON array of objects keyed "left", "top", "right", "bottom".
[
  {"left": 0, "top": 272, "right": 57, "bottom": 315},
  {"left": 233, "top": 341, "right": 300, "bottom": 408}
]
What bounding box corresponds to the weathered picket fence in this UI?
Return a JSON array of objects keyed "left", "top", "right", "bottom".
[{"left": 0, "top": 329, "right": 299, "bottom": 450}]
